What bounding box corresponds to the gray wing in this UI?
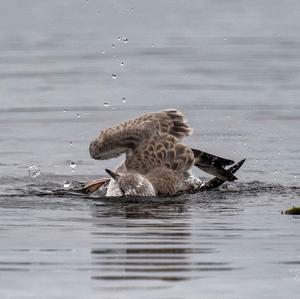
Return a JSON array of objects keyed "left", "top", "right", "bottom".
[{"left": 89, "top": 109, "right": 192, "bottom": 160}]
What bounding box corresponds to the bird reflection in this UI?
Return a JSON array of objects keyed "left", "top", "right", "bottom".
[{"left": 88, "top": 198, "right": 233, "bottom": 288}]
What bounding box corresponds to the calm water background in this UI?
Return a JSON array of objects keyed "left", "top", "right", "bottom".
[{"left": 0, "top": 0, "right": 300, "bottom": 298}]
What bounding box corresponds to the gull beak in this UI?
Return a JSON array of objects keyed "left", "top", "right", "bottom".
[{"left": 105, "top": 169, "right": 120, "bottom": 181}]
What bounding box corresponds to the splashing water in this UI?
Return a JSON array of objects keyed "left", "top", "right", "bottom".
[
  {"left": 28, "top": 164, "right": 41, "bottom": 178},
  {"left": 63, "top": 181, "right": 71, "bottom": 190}
]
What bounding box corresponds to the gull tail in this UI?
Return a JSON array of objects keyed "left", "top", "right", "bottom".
[{"left": 192, "top": 148, "right": 237, "bottom": 181}]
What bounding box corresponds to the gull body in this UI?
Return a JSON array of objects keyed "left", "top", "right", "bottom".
[{"left": 88, "top": 109, "right": 239, "bottom": 197}]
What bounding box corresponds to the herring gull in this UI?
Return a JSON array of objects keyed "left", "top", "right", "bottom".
[{"left": 83, "top": 109, "right": 245, "bottom": 196}]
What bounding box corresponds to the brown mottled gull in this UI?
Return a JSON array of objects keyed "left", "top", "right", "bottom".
[{"left": 86, "top": 109, "right": 239, "bottom": 197}]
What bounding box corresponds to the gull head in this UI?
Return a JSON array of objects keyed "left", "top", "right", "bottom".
[{"left": 105, "top": 169, "right": 156, "bottom": 196}]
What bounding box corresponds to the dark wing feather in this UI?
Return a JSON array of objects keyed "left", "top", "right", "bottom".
[{"left": 192, "top": 148, "right": 237, "bottom": 181}]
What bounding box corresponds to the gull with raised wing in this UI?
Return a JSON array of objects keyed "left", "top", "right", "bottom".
[{"left": 84, "top": 109, "right": 245, "bottom": 197}]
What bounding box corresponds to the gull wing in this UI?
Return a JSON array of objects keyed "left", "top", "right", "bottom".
[
  {"left": 192, "top": 148, "right": 237, "bottom": 181},
  {"left": 194, "top": 159, "right": 246, "bottom": 192},
  {"left": 89, "top": 109, "right": 192, "bottom": 160},
  {"left": 125, "top": 135, "right": 195, "bottom": 174}
]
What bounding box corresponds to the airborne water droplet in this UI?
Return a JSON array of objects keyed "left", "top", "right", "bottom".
[
  {"left": 123, "top": 37, "right": 128, "bottom": 43},
  {"left": 69, "top": 161, "right": 76, "bottom": 172},
  {"left": 77, "top": 113, "right": 80, "bottom": 118},
  {"left": 28, "top": 164, "right": 41, "bottom": 178},
  {"left": 112, "top": 44, "right": 115, "bottom": 48},
  {"left": 112, "top": 74, "right": 117, "bottom": 79},
  {"left": 104, "top": 102, "right": 110, "bottom": 107},
  {"left": 120, "top": 61, "right": 124, "bottom": 66},
  {"left": 121, "top": 97, "right": 126, "bottom": 103}
]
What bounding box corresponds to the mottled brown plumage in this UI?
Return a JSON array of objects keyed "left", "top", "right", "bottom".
[{"left": 89, "top": 109, "right": 237, "bottom": 196}]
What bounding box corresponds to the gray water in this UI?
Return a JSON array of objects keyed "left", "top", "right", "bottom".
[{"left": 1, "top": 1, "right": 300, "bottom": 298}]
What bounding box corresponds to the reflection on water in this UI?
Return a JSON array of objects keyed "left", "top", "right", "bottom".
[{"left": 90, "top": 202, "right": 236, "bottom": 283}]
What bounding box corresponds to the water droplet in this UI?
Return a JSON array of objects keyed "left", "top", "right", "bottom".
[
  {"left": 151, "top": 44, "right": 155, "bottom": 48},
  {"left": 112, "top": 74, "right": 117, "bottom": 79},
  {"left": 63, "top": 181, "right": 71, "bottom": 189},
  {"left": 117, "top": 37, "right": 121, "bottom": 41},
  {"left": 77, "top": 113, "right": 80, "bottom": 118},
  {"left": 273, "top": 170, "right": 278, "bottom": 175},
  {"left": 112, "top": 43, "right": 115, "bottom": 48},
  {"left": 101, "top": 50, "right": 105, "bottom": 55},
  {"left": 121, "top": 97, "right": 126, "bottom": 103},
  {"left": 69, "top": 141, "right": 73, "bottom": 146},
  {"left": 104, "top": 102, "right": 110, "bottom": 107},
  {"left": 28, "top": 164, "right": 41, "bottom": 178},
  {"left": 69, "top": 161, "right": 76, "bottom": 172},
  {"left": 123, "top": 37, "right": 128, "bottom": 43},
  {"left": 120, "top": 61, "right": 124, "bottom": 66},
  {"left": 63, "top": 109, "right": 66, "bottom": 113}
]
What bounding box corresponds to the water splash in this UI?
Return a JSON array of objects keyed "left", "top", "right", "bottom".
[
  {"left": 28, "top": 164, "right": 41, "bottom": 178},
  {"left": 63, "top": 181, "right": 71, "bottom": 190}
]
